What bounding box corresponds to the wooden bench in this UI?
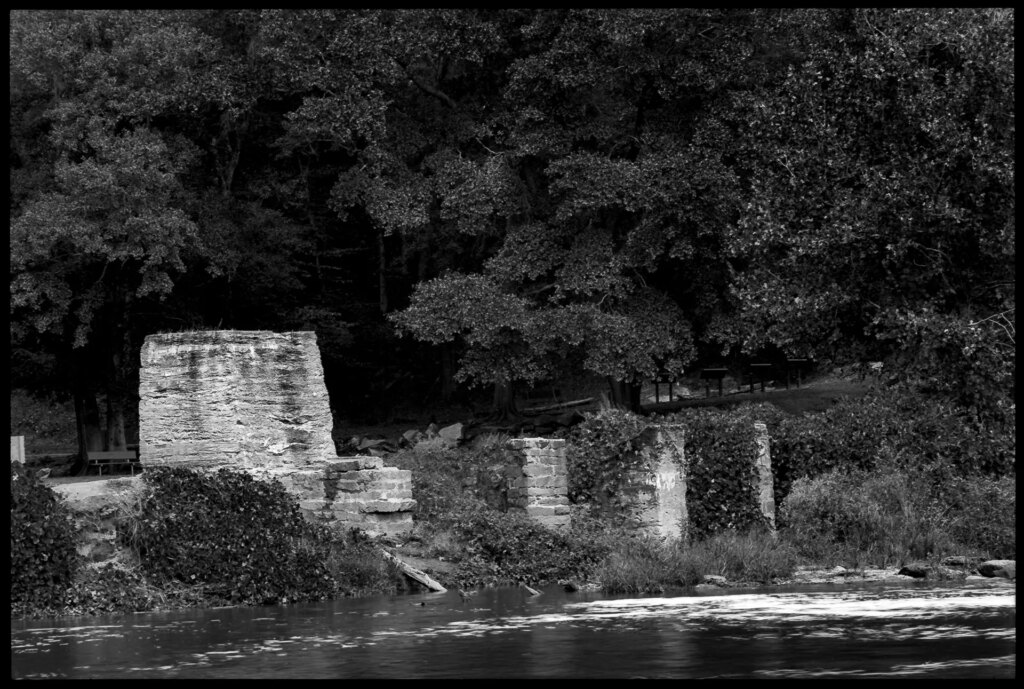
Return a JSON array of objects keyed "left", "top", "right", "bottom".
[
  {"left": 85, "top": 447, "right": 140, "bottom": 476},
  {"left": 699, "top": 368, "right": 729, "bottom": 397}
]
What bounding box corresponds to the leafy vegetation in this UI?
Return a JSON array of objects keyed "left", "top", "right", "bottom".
[
  {"left": 770, "top": 387, "right": 1015, "bottom": 508},
  {"left": 11, "top": 10, "right": 1013, "bottom": 447},
  {"left": 10, "top": 464, "right": 80, "bottom": 614},
  {"left": 123, "top": 467, "right": 402, "bottom": 606},
  {"left": 8, "top": 8, "right": 1015, "bottom": 619},
  {"left": 566, "top": 409, "right": 654, "bottom": 507}
]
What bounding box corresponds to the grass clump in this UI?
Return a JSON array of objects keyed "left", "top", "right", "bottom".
[{"left": 593, "top": 528, "right": 799, "bottom": 594}]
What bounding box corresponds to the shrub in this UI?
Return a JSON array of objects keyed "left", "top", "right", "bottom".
[
  {"left": 941, "top": 474, "right": 1016, "bottom": 560},
  {"left": 126, "top": 467, "right": 343, "bottom": 605},
  {"left": 10, "top": 463, "right": 80, "bottom": 611},
  {"left": 771, "top": 388, "right": 1015, "bottom": 508},
  {"left": 448, "top": 507, "right": 607, "bottom": 588},
  {"left": 778, "top": 466, "right": 958, "bottom": 568},
  {"left": 390, "top": 433, "right": 516, "bottom": 519}
]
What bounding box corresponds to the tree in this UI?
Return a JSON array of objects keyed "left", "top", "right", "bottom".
[
  {"left": 708, "top": 8, "right": 1014, "bottom": 420},
  {"left": 10, "top": 10, "right": 217, "bottom": 458},
  {"left": 390, "top": 10, "right": 765, "bottom": 411}
]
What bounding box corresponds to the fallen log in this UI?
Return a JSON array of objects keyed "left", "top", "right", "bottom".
[
  {"left": 522, "top": 397, "right": 595, "bottom": 414},
  {"left": 380, "top": 548, "right": 447, "bottom": 593}
]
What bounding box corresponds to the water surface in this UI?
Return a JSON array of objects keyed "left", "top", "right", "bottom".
[{"left": 11, "top": 579, "right": 1014, "bottom": 678}]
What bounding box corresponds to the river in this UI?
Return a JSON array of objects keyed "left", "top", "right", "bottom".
[{"left": 11, "top": 579, "right": 1015, "bottom": 678}]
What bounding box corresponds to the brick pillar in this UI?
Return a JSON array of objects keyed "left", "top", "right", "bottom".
[
  {"left": 507, "top": 438, "right": 570, "bottom": 530},
  {"left": 753, "top": 422, "right": 776, "bottom": 531}
]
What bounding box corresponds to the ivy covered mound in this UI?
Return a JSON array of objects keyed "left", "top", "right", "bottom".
[
  {"left": 11, "top": 463, "right": 79, "bottom": 616},
  {"left": 11, "top": 466, "right": 405, "bottom": 619}
]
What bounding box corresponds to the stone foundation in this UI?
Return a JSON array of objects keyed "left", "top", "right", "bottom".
[
  {"left": 271, "top": 457, "right": 415, "bottom": 537},
  {"left": 506, "top": 438, "right": 570, "bottom": 530}
]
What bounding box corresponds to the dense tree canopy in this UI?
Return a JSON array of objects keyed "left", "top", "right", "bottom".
[{"left": 10, "top": 9, "right": 1014, "bottom": 447}]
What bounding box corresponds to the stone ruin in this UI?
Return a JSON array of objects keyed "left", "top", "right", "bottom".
[
  {"left": 618, "top": 422, "right": 777, "bottom": 539},
  {"left": 137, "top": 330, "right": 776, "bottom": 540},
  {"left": 138, "top": 330, "right": 414, "bottom": 536},
  {"left": 506, "top": 438, "right": 571, "bottom": 530}
]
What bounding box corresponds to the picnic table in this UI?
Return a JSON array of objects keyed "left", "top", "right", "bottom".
[
  {"left": 785, "top": 358, "right": 814, "bottom": 389},
  {"left": 747, "top": 363, "right": 774, "bottom": 393},
  {"left": 699, "top": 368, "right": 729, "bottom": 397}
]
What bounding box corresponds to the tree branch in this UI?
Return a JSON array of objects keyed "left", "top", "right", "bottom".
[{"left": 397, "top": 60, "right": 457, "bottom": 109}]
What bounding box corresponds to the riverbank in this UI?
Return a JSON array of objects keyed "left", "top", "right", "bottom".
[{"left": 19, "top": 471, "right": 1012, "bottom": 624}]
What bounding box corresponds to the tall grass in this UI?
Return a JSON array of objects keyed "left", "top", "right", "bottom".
[
  {"left": 594, "top": 528, "right": 800, "bottom": 594},
  {"left": 779, "top": 465, "right": 1013, "bottom": 568}
]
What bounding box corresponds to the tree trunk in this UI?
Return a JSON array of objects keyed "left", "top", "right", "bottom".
[
  {"left": 378, "top": 230, "right": 388, "bottom": 314},
  {"left": 606, "top": 377, "right": 642, "bottom": 413},
  {"left": 439, "top": 343, "right": 457, "bottom": 403},
  {"left": 490, "top": 379, "right": 519, "bottom": 421},
  {"left": 71, "top": 371, "right": 104, "bottom": 476},
  {"left": 104, "top": 336, "right": 128, "bottom": 452}
]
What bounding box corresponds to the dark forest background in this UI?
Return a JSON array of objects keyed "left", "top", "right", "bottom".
[{"left": 10, "top": 9, "right": 1014, "bottom": 456}]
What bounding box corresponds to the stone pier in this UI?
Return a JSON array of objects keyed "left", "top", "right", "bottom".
[
  {"left": 618, "top": 421, "right": 774, "bottom": 541},
  {"left": 138, "top": 330, "right": 415, "bottom": 535},
  {"left": 753, "top": 423, "right": 776, "bottom": 531},
  {"left": 506, "top": 438, "right": 570, "bottom": 530},
  {"left": 631, "top": 423, "right": 688, "bottom": 540}
]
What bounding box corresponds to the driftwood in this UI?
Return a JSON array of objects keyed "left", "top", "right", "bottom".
[
  {"left": 522, "top": 397, "right": 595, "bottom": 414},
  {"left": 380, "top": 548, "right": 447, "bottom": 593}
]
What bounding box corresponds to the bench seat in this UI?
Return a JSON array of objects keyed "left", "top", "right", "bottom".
[{"left": 85, "top": 449, "right": 139, "bottom": 476}]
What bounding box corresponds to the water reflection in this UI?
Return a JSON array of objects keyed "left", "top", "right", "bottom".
[{"left": 11, "top": 579, "right": 1014, "bottom": 678}]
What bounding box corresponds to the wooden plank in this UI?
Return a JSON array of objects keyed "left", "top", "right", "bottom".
[
  {"left": 380, "top": 549, "right": 447, "bottom": 593},
  {"left": 11, "top": 436, "right": 25, "bottom": 464}
]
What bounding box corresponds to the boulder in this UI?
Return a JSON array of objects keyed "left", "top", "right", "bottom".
[
  {"left": 425, "top": 423, "right": 439, "bottom": 439},
  {"left": 401, "top": 429, "right": 425, "bottom": 447},
  {"left": 897, "top": 563, "right": 929, "bottom": 578},
  {"left": 438, "top": 423, "right": 464, "bottom": 443},
  {"left": 978, "top": 560, "right": 1016, "bottom": 579},
  {"left": 897, "top": 562, "right": 967, "bottom": 580}
]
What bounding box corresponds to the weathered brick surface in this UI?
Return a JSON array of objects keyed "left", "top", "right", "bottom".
[{"left": 506, "top": 437, "right": 570, "bottom": 530}]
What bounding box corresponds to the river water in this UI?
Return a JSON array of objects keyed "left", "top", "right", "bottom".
[{"left": 11, "top": 579, "right": 1015, "bottom": 678}]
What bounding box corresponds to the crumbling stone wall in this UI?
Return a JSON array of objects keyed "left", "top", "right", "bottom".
[
  {"left": 139, "top": 330, "right": 335, "bottom": 469},
  {"left": 506, "top": 438, "right": 570, "bottom": 530},
  {"left": 274, "top": 457, "right": 415, "bottom": 536}
]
